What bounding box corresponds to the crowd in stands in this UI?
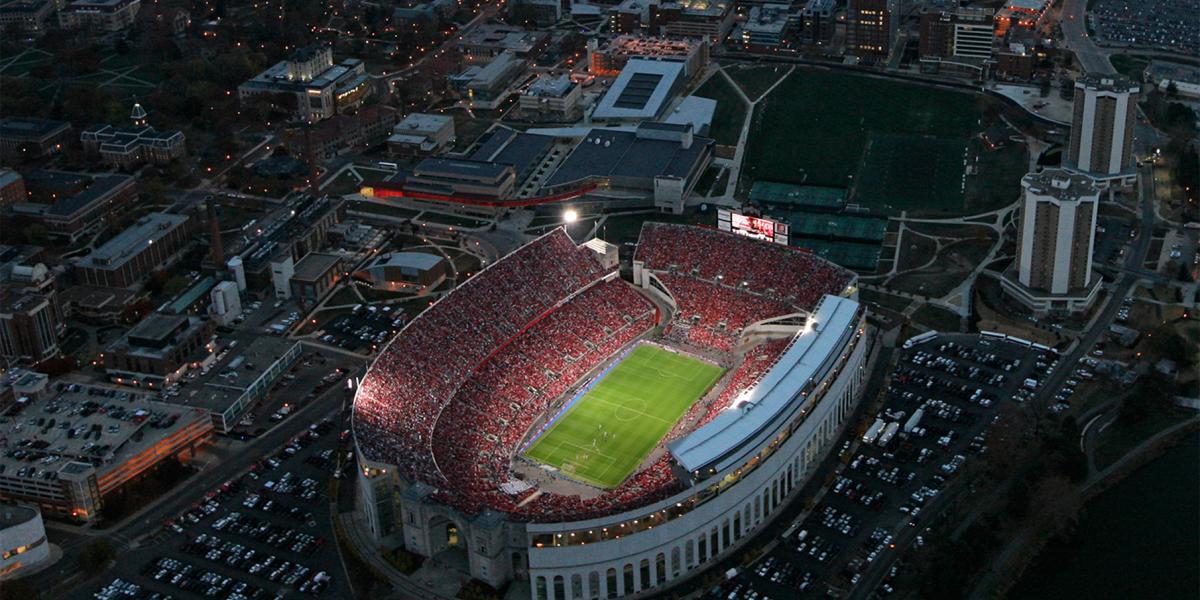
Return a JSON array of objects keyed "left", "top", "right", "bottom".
[
  {"left": 354, "top": 230, "right": 607, "bottom": 485},
  {"left": 352, "top": 224, "right": 834, "bottom": 524},
  {"left": 430, "top": 278, "right": 657, "bottom": 517},
  {"left": 656, "top": 273, "right": 792, "bottom": 352},
  {"left": 635, "top": 223, "right": 854, "bottom": 311}
]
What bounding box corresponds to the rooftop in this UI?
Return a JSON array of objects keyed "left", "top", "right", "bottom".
[
  {"left": 394, "top": 113, "right": 453, "bottom": 134},
  {"left": 544, "top": 126, "right": 712, "bottom": 188},
  {"left": 174, "top": 337, "right": 299, "bottom": 415},
  {"left": 75, "top": 212, "right": 189, "bottom": 271},
  {"left": 592, "top": 59, "right": 685, "bottom": 120},
  {"left": 367, "top": 252, "right": 444, "bottom": 272},
  {"left": 1023, "top": 168, "right": 1101, "bottom": 201},
  {"left": 292, "top": 252, "right": 342, "bottom": 281},
  {"left": 0, "top": 382, "right": 211, "bottom": 487},
  {"left": 669, "top": 295, "right": 860, "bottom": 474},
  {"left": 0, "top": 503, "right": 38, "bottom": 529},
  {"left": 0, "top": 117, "right": 69, "bottom": 140},
  {"left": 42, "top": 174, "right": 135, "bottom": 220}
]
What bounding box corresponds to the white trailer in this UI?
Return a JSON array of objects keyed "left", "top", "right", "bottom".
[{"left": 862, "top": 418, "right": 885, "bottom": 445}]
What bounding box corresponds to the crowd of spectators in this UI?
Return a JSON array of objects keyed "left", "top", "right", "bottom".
[
  {"left": 656, "top": 273, "right": 792, "bottom": 352},
  {"left": 354, "top": 230, "right": 608, "bottom": 485},
  {"left": 352, "top": 224, "right": 842, "bottom": 523},
  {"left": 635, "top": 223, "right": 854, "bottom": 311},
  {"left": 430, "top": 278, "right": 657, "bottom": 517}
]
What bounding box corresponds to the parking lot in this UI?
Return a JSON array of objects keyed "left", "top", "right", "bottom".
[
  {"left": 82, "top": 418, "right": 354, "bottom": 600},
  {"left": 317, "top": 305, "right": 407, "bottom": 354},
  {"left": 704, "top": 333, "right": 1052, "bottom": 599}
]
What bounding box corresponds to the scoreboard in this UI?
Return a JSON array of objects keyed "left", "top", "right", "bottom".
[{"left": 718, "top": 210, "right": 789, "bottom": 246}]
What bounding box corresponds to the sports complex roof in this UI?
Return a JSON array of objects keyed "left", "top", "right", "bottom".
[
  {"left": 786, "top": 212, "right": 888, "bottom": 243},
  {"left": 669, "top": 295, "right": 861, "bottom": 473},
  {"left": 592, "top": 59, "right": 685, "bottom": 121},
  {"left": 543, "top": 126, "right": 711, "bottom": 188},
  {"left": 750, "top": 181, "right": 847, "bottom": 212}
]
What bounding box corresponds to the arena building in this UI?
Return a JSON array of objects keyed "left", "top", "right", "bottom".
[{"left": 352, "top": 225, "right": 870, "bottom": 599}]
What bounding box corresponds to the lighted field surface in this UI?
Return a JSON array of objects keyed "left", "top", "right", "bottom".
[{"left": 524, "top": 344, "right": 725, "bottom": 488}]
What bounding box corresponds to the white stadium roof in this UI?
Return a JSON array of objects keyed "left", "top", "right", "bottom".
[{"left": 669, "top": 295, "right": 860, "bottom": 474}]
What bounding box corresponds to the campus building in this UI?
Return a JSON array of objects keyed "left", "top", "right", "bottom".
[
  {"left": 0, "top": 0, "right": 55, "bottom": 34},
  {"left": 800, "top": 0, "right": 837, "bottom": 47},
  {"left": 0, "top": 290, "right": 62, "bottom": 364},
  {"left": 8, "top": 173, "right": 137, "bottom": 243},
  {"left": 104, "top": 314, "right": 214, "bottom": 388},
  {"left": 172, "top": 337, "right": 303, "bottom": 432},
  {"left": 0, "top": 169, "right": 25, "bottom": 209},
  {"left": 588, "top": 35, "right": 708, "bottom": 79},
  {"left": 288, "top": 252, "right": 343, "bottom": 309},
  {"left": 848, "top": 0, "right": 892, "bottom": 57},
  {"left": 1003, "top": 169, "right": 1102, "bottom": 313},
  {"left": 57, "top": 0, "right": 140, "bottom": 32},
  {"left": 238, "top": 45, "right": 371, "bottom": 122},
  {"left": 1066, "top": 75, "right": 1139, "bottom": 186},
  {"left": 647, "top": 0, "right": 735, "bottom": 43},
  {"left": 80, "top": 114, "right": 187, "bottom": 169},
  {"left": 72, "top": 213, "right": 192, "bottom": 289},
  {"left": 0, "top": 383, "right": 212, "bottom": 523},
  {"left": 519, "top": 75, "right": 582, "bottom": 120},
  {"left": 734, "top": 4, "right": 796, "bottom": 49},
  {"left": 919, "top": 6, "right": 996, "bottom": 77},
  {"left": 387, "top": 113, "right": 456, "bottom": 156},
  {"left": 0, "top": 117, "right": 71, "bottom": 162},
  {"left": 0, "top": 504, "right": 50, "bottom": 579}
]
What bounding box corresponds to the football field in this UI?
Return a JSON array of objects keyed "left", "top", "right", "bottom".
[{"left": 524, "top": 344, "right": 725, "bottom": 488}]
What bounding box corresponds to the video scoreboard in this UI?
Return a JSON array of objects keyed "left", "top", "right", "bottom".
[{"left": 718, "top": 209, "right": 789, "bottom": 246}]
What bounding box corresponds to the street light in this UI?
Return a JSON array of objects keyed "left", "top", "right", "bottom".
[{"left": 563, "top": 209, "right": 578, "bottom": 223}]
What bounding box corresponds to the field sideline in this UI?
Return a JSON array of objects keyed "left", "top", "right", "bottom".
[{"left": 524, "top": 344, "right": 725, "bottom": 488}]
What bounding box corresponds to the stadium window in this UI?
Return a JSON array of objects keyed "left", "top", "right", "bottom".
[
  {"left": 535, "top": 576, "right": 547, "bottom": 600},
  {"left": 655, "top": 553, "right": 666, "bottom": 585},
  {"left": 589, "top": 571, "right": 599, "bottom": 600},
  {"left": 607, "top": 568, "right": 617, "bottom": 598},
  {"left": 554, "top": 575, "right": 565, "bottom": 600},
  {"left": 572, "top": 573, "right": 582, "bottom": 599},
  {"left": 639, "top": 558, "right": 650, "bottom": 589},
  {"left": 671, "top": 547, "right": 680, "bottom": 576},
  {"left": 623, "top": 564, "right": 634, "bottom": 594}
]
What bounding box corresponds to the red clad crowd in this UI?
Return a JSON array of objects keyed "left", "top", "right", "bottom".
[
  {"left": 352, "top": 224, "right": 849, "bottom": 522},
  {"left": 354, "top": 230, "right": 607, "bottom": 485},
  {"left": 636, "top": 224, "right": 852, "bottom": 353}
]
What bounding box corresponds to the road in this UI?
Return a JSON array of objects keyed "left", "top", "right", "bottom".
[
  {"left": 31, "top": 381, "right": 354, "bottom": 599},
  {"left": 1059, "top": 0, "right": 1115, "bottom": 75}
]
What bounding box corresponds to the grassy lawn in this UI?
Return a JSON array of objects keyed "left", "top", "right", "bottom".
[
  {"left": 744, "top": 69, "right": 985, "bottom": 212},
  {"left": 725, "top": 65, "right": 789, "bottom": 101},
  {"left": 965, "top": 141, "right": 1028, "bottom": 215},
  {"left": 1110, "top": 55, "right": 1150, "bottom": 82},
  {"left": 1095, "top": 409, "right": 1186, "bottom": 469},
  {"left": 889, "top": 234, "right": 996, "bottom": 297},
  {"left": 523, "top": 344, "right": 724, "bottom": 488},
  {"left": 911, "top": 304, "right": 962, "bottom": 332},
  {"left": 853, "top": 133, "right": 969, "bottom": 215},
  {"left": 691, "top": 73, "right": 748, "bottom": 146},
  {"left": 896, "top": 229, "right": 938, "bottom": 271},
  {"left": 860, "top": 288, "right": 913, "bottom": 313}
]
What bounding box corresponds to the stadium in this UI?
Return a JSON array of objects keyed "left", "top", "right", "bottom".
[{"left": 352, "top": 223, "right": 872, "bottom": 599}]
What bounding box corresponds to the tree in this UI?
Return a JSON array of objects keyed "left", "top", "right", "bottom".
[{"left": 79, "top": 539, "right": 116, "bottom": 575}]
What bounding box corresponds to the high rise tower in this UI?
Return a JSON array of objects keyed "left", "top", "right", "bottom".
[
  {"left": 1002, "top": 169, "right": 1102, "bottom": 313},
  {"left": 1067, "top": 75, "right": 1139, "bottom": 185}
]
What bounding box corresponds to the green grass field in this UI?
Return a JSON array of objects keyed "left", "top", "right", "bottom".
[
  {"left": 691, "top": 73, "right": 748, "bottom": 146},
  {"left": 524, "top": 344, "right": 725, "bottom": 488},
  {"left": 852, "top": 133, "right": 969, "bottom": 214}
]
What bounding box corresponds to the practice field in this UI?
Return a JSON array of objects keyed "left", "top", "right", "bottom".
[
  {"left": 524, "top": 344, "right": 725, "bottom": 488},
  {"left": 852, "top": 133, "right": 969, "bottom": 214}
]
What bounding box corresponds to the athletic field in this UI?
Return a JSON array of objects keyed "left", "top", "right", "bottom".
[{"left": 524, "top": 344, "right": 725, "bottom": 488}]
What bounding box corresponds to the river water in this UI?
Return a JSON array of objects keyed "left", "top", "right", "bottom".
[{"left": 1009, "top": 432, "right": 1199, "bottom": 599}]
